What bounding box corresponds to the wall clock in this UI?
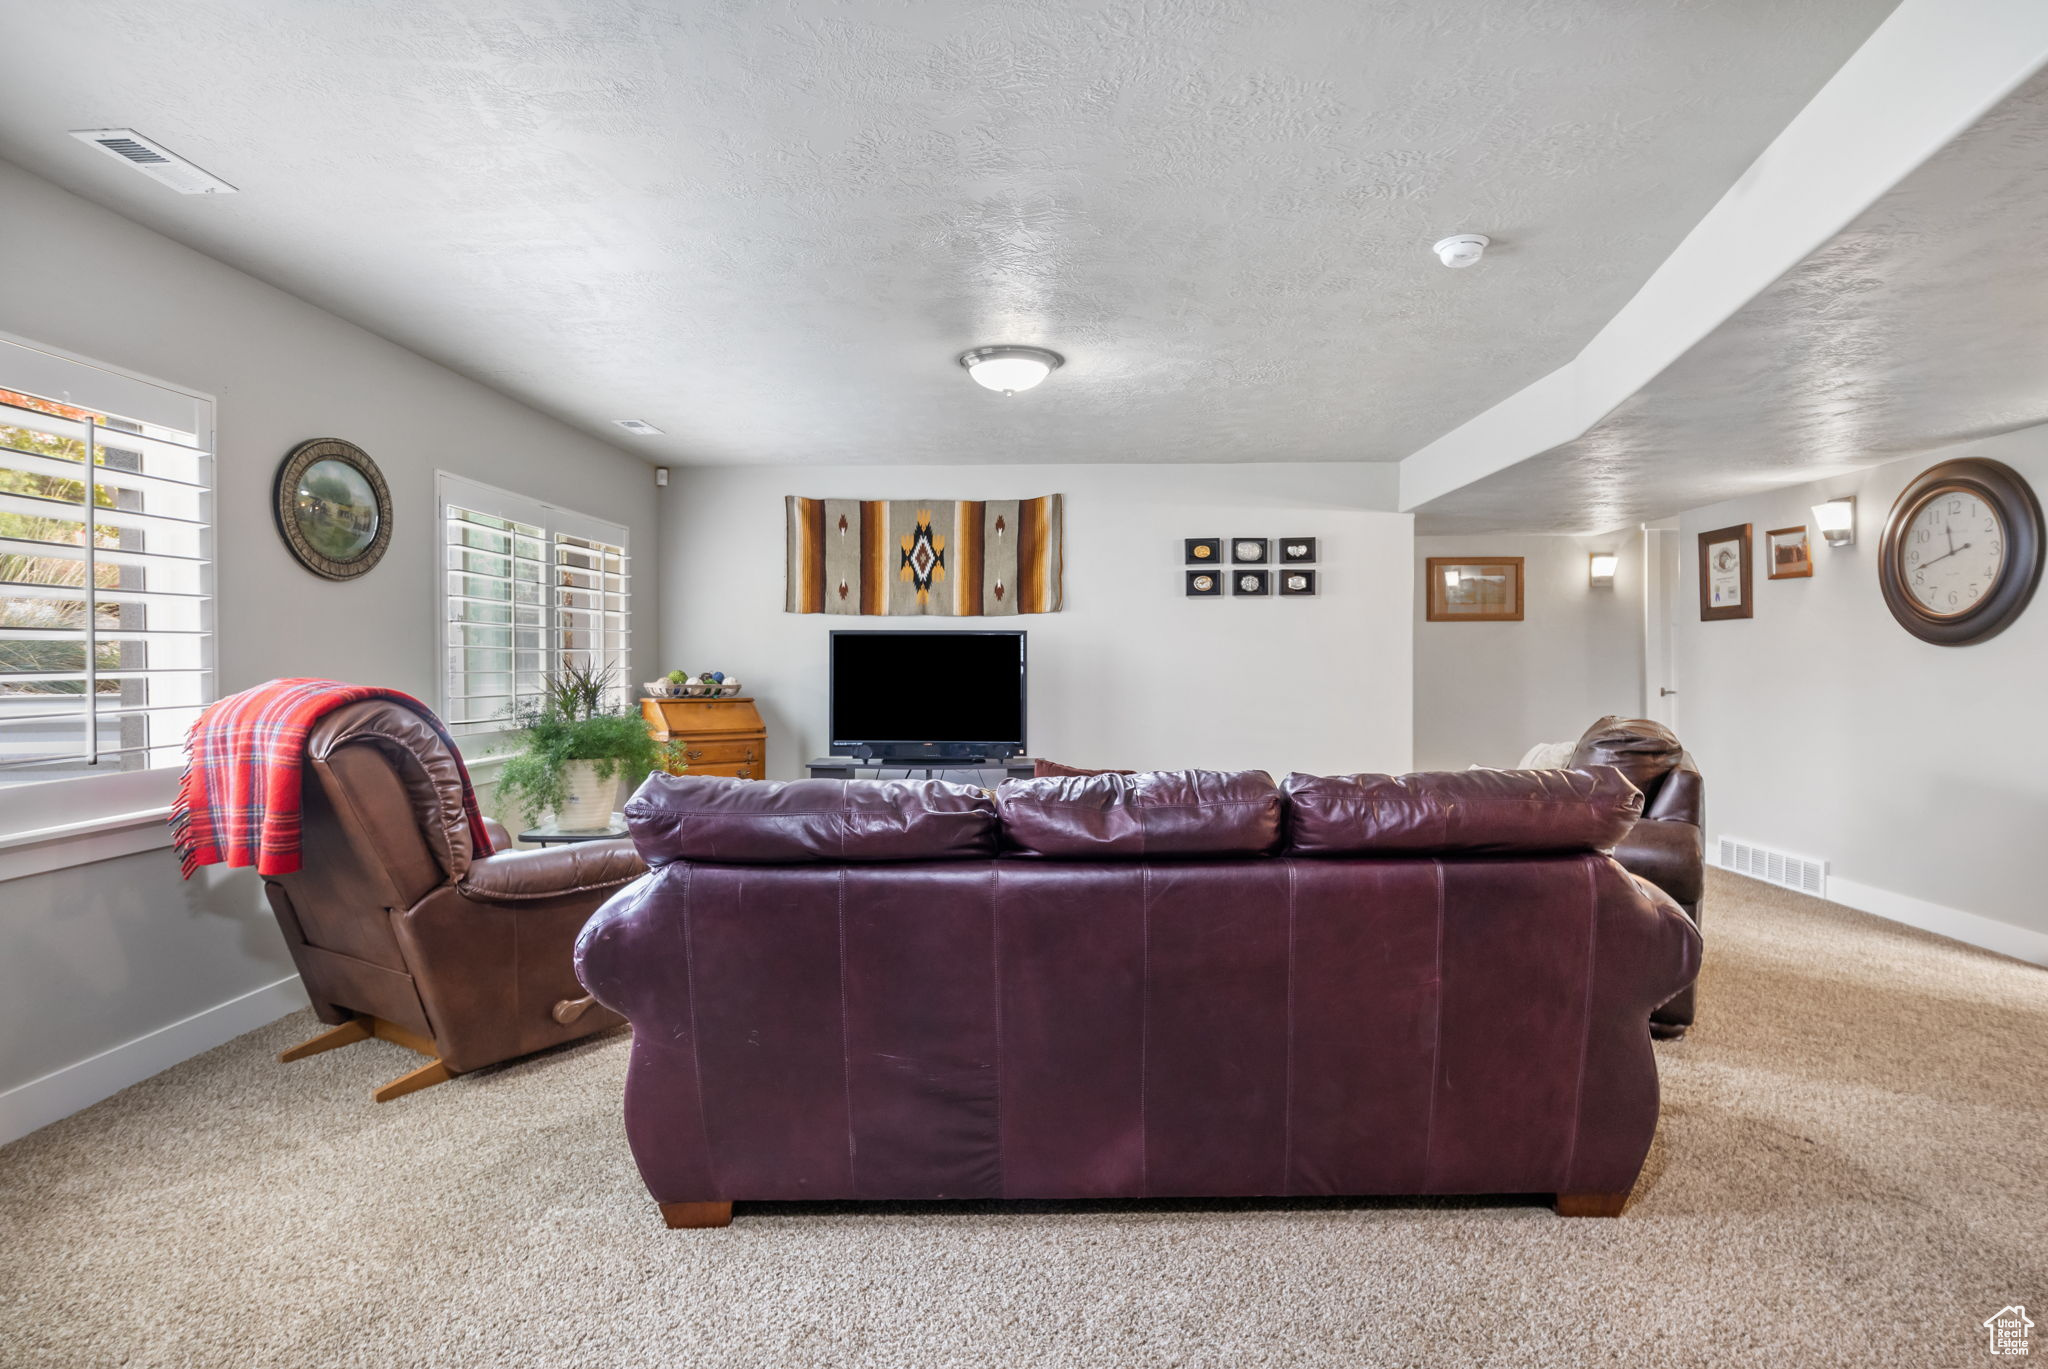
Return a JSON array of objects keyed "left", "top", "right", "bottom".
[
  {"left": 1878, "top": 457, "right": 2042, "bottom": 645},
  {"left": 274, "top": 438, "right": 393, "bottom": 580}
]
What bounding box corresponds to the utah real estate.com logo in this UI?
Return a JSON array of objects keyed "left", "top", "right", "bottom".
[{"left": 1985, "top": 1305, "right": 2034, "bottom": 1357}]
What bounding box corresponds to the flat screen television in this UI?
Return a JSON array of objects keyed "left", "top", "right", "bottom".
[{"left": 829, "top": 630, "right": 1026, "bottom": 761}]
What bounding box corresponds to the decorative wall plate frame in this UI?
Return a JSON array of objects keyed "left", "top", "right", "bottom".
[
  {"left": 1697, "top": 524, "right": 1753, "bottom": 620},
  {"left": 274, "top": 438, "right": 392, "bottom": 580},
  {"left": 1232, "top": 568, "right": 1270, "bottom": 596},
  {"left": 1230, "top": 537, "right": 1269, "bottom": 564},
  {"left": 1185, "top": 537, "right": 1221, "bottom": 565},
  {"left": 1278, "top": 568, "right": 1318, "bottom": 596},
  {"left": 1278, "top": 538, "right": 1317, "bottom": 564},
  {"left": 1425, "top": 557, "right": 1523, "bottom": 622},
  {"left": 1185, "top": 570, "right": 1222, "bottom": 597}
]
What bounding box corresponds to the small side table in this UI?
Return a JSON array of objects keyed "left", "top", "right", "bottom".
[{"left": 518, "top": 822, "right": 629, "bottom": 847}]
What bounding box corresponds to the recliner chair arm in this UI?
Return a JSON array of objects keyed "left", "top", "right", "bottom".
[
  {"left": 1645, "top": 755, "right": 1702, "bottom": 826},
  {"left": 480, "top": 815, "right": 512, "bottom": 852},
  {"left": 458, "top": 839, "right": 646, "bottom": 902}
]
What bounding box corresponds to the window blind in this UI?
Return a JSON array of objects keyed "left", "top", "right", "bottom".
[
  {"left": 0, "top": 393, "right": 214, "bottom": 784},
  {"left": 439, "top": 474, "right": 629, "bottom": 732}
]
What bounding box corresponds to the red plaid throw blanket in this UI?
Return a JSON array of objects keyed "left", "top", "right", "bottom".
[{"left": 171, "top": 678, "right": 494, "bottom": 878}]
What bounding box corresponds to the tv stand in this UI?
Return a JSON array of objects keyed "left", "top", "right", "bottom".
[{"left": 807, "top": 756, "right": 1037, "bottom": 782}]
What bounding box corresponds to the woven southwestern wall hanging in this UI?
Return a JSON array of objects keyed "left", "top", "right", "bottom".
[{"left": 785, "top": 495, "right": 1064, "bottom": 615}]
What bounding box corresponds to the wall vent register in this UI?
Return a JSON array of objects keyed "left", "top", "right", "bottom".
[{"left": 1717, "top": 836, "right": 1827, "bottom": 898}]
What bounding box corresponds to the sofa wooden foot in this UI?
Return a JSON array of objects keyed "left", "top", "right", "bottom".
[
  {"left": 372, "top": 1059, "right": 454, "bottom": 1103},
  {"left": 660, "top": 1201, "right": 733, "bottom": 1229},
  {"left": 278, "top": 1018, "right": 371, "bottom": 1062},
  {"left": 1554, "top": 1190, "right": 1632, "bottom": 1217}
]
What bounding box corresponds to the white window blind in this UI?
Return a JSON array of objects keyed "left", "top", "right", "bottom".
[
  {"left": 439, "top": 474, "right": 629, "bottom": 732},
  {"left": 0, "top": 387, "right": 213, "bottom": 786}
]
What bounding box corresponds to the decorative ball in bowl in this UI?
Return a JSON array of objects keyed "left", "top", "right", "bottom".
[
  {"left": 644, "top": 680, "right": 675, "bottom": 698},
  {"left": 719, "top": 678, "right": 743, "bottom": 697}
]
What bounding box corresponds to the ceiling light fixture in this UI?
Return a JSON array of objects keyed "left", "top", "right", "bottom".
[
  {"left": 959, "top": 346, "right": 1063, "bottom": 396},
  {"left": 612, "top": 419, "right": 663, "bottom": 435},
  {"left": 1813, "top": 496, "right": 1857, "bottom": 547},
  {"left": 1432, "top": 234, "right": 1489, "bottom": 269}
]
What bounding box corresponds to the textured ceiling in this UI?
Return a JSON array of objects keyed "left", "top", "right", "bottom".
[
  {"left": 0, "top": 0, "right": 1898, "bottom": 466},
  {"left": 1414, "top": 64, "right": 2048, "bottom": 533}
]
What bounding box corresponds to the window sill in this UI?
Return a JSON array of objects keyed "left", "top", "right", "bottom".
[{"left": 0, "top": 801, "right": 176, "bottom": 883}]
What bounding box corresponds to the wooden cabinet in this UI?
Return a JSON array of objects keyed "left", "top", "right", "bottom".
[{"left": 641, "top": 697, "right": 767, "bottom": 780}]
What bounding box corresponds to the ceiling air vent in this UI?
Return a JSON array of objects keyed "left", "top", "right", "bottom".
[
  {"left": 69, "top": 129, "right": 237, "bottom": 195},
  {"left": 1716, "top": 836, "right": 1827, "bottom": 898}
]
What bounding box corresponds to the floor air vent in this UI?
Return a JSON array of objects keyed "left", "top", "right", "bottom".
[{"left": 1717, "top": 836, "right": 1827, "bottom": 897}]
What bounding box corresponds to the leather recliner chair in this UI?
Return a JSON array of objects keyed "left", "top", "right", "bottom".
[
  {"left": 262, "top": 698, "right": 647, "bottom": 1100},
  {"left": 1571, "top": 716, "right": 1704, "bottom": 1037}
]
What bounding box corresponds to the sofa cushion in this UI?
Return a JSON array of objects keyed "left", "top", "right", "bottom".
[
  {"left": 1283, "top": 768, "right": 1643, "bottom": 856},
  {"left": 623, "top": 773, "right": 998, "bottom": 864},
  {"left": 996, "top": 769, "right": 1282, "bottom": 858},
  {"left": 1570, "top": 716, "right": 1684, "bottom": 800}
]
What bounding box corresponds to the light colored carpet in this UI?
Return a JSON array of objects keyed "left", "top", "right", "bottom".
[{"left": 3, "top": 869, "right": 2043, "bottom": 1367}]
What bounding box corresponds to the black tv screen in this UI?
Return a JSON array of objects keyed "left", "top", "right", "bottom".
[{"left": 830, "top": 631, "right": 1026, "bottom": 755}]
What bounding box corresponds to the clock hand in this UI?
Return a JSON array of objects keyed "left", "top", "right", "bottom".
[{"left": 1916, "top": 542, "right": 1973, "bottom": 570}]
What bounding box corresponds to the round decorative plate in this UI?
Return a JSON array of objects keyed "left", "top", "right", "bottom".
[
  {"left": 274, "top": 438, "right": 392, "bottom": 580},
  {"left": 1878, "top": 457, "right": 2042, "bottom": 646}
]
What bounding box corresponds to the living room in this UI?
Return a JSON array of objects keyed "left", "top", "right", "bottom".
[{"left": 2, "top": 1, "right": 2042, "bottom": 1364}]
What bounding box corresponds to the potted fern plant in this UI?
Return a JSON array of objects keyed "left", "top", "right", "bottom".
[{"left": 495, "top": 662, "right": 682, "bottom": 831}]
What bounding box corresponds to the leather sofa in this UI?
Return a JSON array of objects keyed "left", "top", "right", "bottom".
[
  {"left": 1570, "top": 717, "right": 1704, "bottom": 1037},
  {"left": 263, "top": 699, "right": 647, "bottom": 1100},
  {"left": 577, "top": 767, "right": 1701, "bottom": 1228}
]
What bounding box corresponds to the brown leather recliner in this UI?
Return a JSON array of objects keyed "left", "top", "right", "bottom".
[
  {"left": 262, "top": 698, "right": 647, "bottom": 1100},
  {"left": 1571, "top": 716, "right": 1704, "bottom": 1038}
]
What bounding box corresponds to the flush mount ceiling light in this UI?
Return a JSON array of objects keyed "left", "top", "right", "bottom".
[
  {"left": 1432, "top": 234, "right": 1489, "bottom": 269},
  {"left": 612, "top": 419, "right": 664, "bottom": 435},
  {"left": 69, "top": 129, "right": 237, "bottom": 194},
  {"left": 959, "top": 346, "right": 1063, "bottom": 396}
]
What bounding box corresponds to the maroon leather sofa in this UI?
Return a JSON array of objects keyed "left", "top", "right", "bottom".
[{"left": 576, "top": 768, "right": 1700, "bottom": 1229}]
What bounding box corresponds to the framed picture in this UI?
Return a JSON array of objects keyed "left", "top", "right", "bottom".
[
  {"left": 1698, "top": 523, "right": 1754, "bottom": 619},
  {"left": 1230, "top": 537, "right": 1269, "bottom": 564},
  {"left": 274, "top": 437, "right": 392, "bottom": 581},
  {"left": 1278, "top": 568, "right": 1317, "bottom": 596},
  {"left": 1278, "top": 537, "right": 1317, "bottom": 564},
  {"left": 1185, "top": 569, "right": 1222, "bottom": 597},
  {"left": 1184, "top": 537, "right": 1221, "bottom": 566},
  {"left": 1232, "top": 568, "right": 1270, "bottom": 596},
  {"left": 1425, "top": 557, "right": 1523, "bottom": 622},
  {"left": 1766, "top": 525, "right": 1812, "bottom": 579}
]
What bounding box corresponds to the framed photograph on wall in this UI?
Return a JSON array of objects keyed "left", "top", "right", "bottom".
[
  {"left": 1766, "top": 525, "right": 1812, "bottom": 579},
  {"left": 1699, "top": 523, "right": 1754, "bottom": 619},
  {"left": 1425, "top": 557, "right": 1523, "bottom": 622}
]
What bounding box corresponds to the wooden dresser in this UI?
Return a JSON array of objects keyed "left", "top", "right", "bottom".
[{"left": 641, "top": 697, "right": 767, "bottom": 780}]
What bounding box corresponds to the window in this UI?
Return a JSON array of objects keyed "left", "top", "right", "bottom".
[
  {"left": 438, "top": 473, "right": 629, "bottom": 733},
  {"left": 0, "top": 357, "right": 213, "bottom": 788}
]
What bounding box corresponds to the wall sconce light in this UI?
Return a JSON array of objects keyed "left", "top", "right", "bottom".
[
  {"left": 1813, "top": 496, "right": 1856, "bottom": 547},
  {"left": 1588, "top": 552, "right": 1618, "bottom": 588}
]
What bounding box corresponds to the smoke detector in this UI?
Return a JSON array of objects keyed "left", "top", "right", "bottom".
[
  {"left": 612, "top": 419, "right": 663, "bottom": 435},
  {"left": 69, "top": 129, "right": 237, "bottom": 195},
  {"left": 1432, "top": 234, "right": 1490, "bottom": 269}
]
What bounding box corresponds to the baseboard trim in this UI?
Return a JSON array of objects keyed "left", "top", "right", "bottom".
[
  {"left": 0, "top": 974, "right": 307, "bottom": 1146},
  {"left": 1821, "top": 876, "right": 2048, "bottom": 969}
]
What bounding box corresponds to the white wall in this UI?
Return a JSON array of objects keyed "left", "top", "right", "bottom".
[
  {"left": 1411, "top": 533, "right": 1645, "bottom": 770},
  {"left": 1676, "top": 428, "right": 2048, "bottom": 957},
  {"left": 660, "top": 464, "right": 1412, "bottom": 781},
  {"left": 0, "top": 158, "right": 661, "bottom": 1138}
]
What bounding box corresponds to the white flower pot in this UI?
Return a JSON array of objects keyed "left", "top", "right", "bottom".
[{"left": 555, "top": 759, "right": 615, "bottom": 831}]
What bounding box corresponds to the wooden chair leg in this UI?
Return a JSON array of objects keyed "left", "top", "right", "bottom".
[
  {"left": 1555, "top": 1191, "right": 1632, "bottom": 1218},
  {"left": 278, "top": 1018, "right": 371, "bottom": 1062},
  {"left": 372, "top": 1058, "right": 454, "bottom": 1103},
  {"left": 660, "top": 1201, "right": 733, "bottom": 1229}
]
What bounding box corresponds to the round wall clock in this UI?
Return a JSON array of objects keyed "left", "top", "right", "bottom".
[
  {"left": 1878, "top": 457, "right": 2042, "bottom": 646},
  {"left": 274, "top": 438, "right": 393, "bottom": 580}
]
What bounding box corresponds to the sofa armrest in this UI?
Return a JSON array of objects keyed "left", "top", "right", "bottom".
[
  {"left": 1611, "top": 817, "right": 1703, "bottom": 907},
  {"left": 1646, "top": 754, "right": 1702, "bottom": 825},
  {"left": 458, "top": 839, "right": 645, "bottom": 902}
]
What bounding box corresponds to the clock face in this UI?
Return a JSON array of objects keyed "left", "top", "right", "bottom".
[
  {"left": 1899, "top": 485, "right": 2005, "bottom": 619},
  {"left": 1878, "top": 458, "right": 2043, "bottom": 646}
]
